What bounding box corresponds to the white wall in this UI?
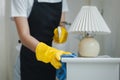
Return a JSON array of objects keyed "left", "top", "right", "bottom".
[
  {"left": 0, "top": 0, "right": 8, "bottom": 80},
  {"left": 102, "top": 0, "right": 120, "bottom": 57},
  {"left": 5, "top": 0, "right": 19, "bottom": 80}
]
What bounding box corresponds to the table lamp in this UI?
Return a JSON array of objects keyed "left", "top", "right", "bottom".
[{"left": 69, "top": 6, "right": 111, "bottom": 57}]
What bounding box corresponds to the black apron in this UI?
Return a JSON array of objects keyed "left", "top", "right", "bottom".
[{"left": 20, "top": 0, "right": 62, "bottom": 80}]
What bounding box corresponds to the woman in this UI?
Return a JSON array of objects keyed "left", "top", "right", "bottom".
[{"left": 11, "top": 0, "right": 70, "bottom": 80}]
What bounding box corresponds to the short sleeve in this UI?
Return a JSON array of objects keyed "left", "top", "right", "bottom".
[
  {"left": 11, "top": 0, "right": 28, "bottom": 18},
  {"left": 62, "top": 0, "right": 69, "bottom": 12}
]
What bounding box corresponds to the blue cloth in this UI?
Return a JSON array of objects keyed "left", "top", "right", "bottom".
[{"left": 56, "top": 53, "right": 77, "bottom": 80}]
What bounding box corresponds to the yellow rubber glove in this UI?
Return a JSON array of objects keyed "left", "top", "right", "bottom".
[
  {"left": 35, "top": 42, "right": 71, "bottom": 69},
  {"left": 53, "top": 26, "right": 68, "bottom": 43}
]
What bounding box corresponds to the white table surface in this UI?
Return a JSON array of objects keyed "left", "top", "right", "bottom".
[
  {"left": 61, "top": 57, "right": 120, "bottom": 80},
  {"left": 62, "top": 57, "right": 120, "bottom": 63}
]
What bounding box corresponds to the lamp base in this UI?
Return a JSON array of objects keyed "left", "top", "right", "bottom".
[{"left": 79, "top": 37, "right": 100, "bottom": 57}]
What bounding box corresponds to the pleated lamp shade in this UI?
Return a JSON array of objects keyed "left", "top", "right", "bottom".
[
  {"left": 69, "top": 6, "right": 111, "bottom": 34},
  {"left": 69, "top": 6, "right": 111, "bottom": 57}
]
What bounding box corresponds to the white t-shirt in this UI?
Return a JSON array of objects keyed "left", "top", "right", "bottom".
[{"left": 11, "top": 0, "right": 68, "bottom": 18}]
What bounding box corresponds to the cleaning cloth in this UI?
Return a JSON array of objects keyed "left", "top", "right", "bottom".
[{"left": 56, "top": 53, "right": 77, "bottom": 80}]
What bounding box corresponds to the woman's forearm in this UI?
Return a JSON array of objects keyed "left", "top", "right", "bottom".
[
  {"left": 60, "top": 12, "right": 66, "bottom": 26},
  {"left": 14, "top": 17, "right": 39, "bottom": 52},
  {"left": 60, "top": 12, "right": 65, "bottom": 22}
]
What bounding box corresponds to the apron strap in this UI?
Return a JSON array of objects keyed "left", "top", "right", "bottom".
[
  {"left": 34, "top": 0, "right": 63, "bottom": 3},
  {"left": 34, "top": 0, "right": 38, "bottom": 2}
]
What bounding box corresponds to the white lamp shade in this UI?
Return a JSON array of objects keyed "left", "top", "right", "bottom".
[{"left": 69, "top": 6, "right": 111, "bottom": 34}]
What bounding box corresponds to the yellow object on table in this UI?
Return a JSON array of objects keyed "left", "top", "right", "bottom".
[{"left": 53, "top": 26, "right": 68, "bottom": 43}]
